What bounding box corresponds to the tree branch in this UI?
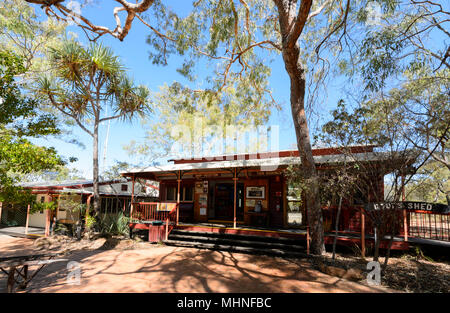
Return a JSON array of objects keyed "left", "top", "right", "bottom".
[
  {"left": 25, "top": 0, "right": 156, "bottom": 41},
  {"left": 287, "top": 0, "right": 313, "bottom": 48}
]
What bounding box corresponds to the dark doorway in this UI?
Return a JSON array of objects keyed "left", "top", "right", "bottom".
[{"left": 211, "top": 182, "right": 244, "bottom": 221}]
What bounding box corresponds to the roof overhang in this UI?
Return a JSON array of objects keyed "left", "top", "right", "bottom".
[{"left": 121, "top": 151, "right": 415, "bottom": 181}]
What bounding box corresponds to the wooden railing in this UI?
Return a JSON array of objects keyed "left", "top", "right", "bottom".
[
  {"left": 131, "top": 202, "right": 177, "bottom": 222},
  {"left": 322, "top": 205, "right": 364, "bottom": 233},
  {"left": 323, "top": 205, "right": 450, "bottom": 242},
  {"left": 165, "top": 204, "right": 178, "bottom": 240},
  {"left": 131, "top": 202, "right": 178, "bottom": 240},
  {"left": 407, "top": 210, "right": 450, "bottom": 242}
]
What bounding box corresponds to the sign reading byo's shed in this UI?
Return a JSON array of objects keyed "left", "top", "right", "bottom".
[{"left": 365, "top": 202, "right": 449, "bottom": 214}]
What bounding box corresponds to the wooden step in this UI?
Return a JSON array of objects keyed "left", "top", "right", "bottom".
[
  {"left": 163, "top": 239, "right": 308, "bottom": 258},
  {"left": 168, "top": 233, "right": 305, "bottom": 251},
  {"left": 170, "top": 229, "right": 305, "bottom": 245}
]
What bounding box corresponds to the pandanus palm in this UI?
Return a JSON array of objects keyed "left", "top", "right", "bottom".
[{"left": 36, "top": 40, "right": 151, "bottom": 213}]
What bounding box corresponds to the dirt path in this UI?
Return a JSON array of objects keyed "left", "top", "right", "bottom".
[{"left": 0, "top": 236, "right": 392, "bottom": 293}]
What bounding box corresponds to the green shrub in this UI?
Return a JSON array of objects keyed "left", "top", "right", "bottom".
[
  {"left": 97, "top": 212, "right": 130, "bottom": 236},
  {"left": 31, "top": 201, "right": 57, "bottom": 214},
  {"left": 54, "top": 222, "right": 70, "bottom": 235},
  {"left": 85, "top": 213, "right": 96, "bottom": 230}
]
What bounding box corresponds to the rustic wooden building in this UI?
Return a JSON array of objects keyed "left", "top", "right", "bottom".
[{"left": 121, "top": 146, "right": 396, "bottom": 247}]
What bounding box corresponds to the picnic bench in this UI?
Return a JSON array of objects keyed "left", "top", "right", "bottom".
[{"left": 0, "top": 253, "right": 68, "bottom": 293}]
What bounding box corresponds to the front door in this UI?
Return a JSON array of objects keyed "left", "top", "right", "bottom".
[
  {"left": 214, "top": 183, "right": 233, "bottom": 220},
  {"left": 212, "top": 183, "right": 244, "bottom": 221}
]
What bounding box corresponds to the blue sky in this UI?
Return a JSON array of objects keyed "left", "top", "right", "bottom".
[{"left": 31, "top": 1, "right": 342, "bottom": 179}]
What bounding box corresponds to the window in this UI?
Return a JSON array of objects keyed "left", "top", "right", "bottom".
[
  {"left": 165, "top": 185, "right": 194, "bottom": 201},
  {"left": 183, "top": 186, "right": 193, "bottom": 201},
  {"left": 166, "top": 186, "right": 176, "bottom": 201},
  {"left": 121, "top": 184, "right": 128, "bottom": 192},
  {"left": 101, "top": 197, "right": 106, "bottom": 213}
]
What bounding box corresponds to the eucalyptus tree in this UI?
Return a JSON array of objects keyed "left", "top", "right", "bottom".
[
  {"left": 36, "top": 40, "right": 151, "bottom": 213},
  {"left": 0, "top": 0, "right": 66, "bottom": 73},
  {"left": 332, "top": 0, "right": 450, "bottom": 207},
  {"left": 406, "top": 160, "right": 450, "bottom": 205},
  {"left": 316, "top": 0, "right": 450, "bottom": 257},
  {"left": 25, "top": 0, "right": 448, "bottom": 255},
  {"left": 23, "top": 0, "right": 355, "bottom": 255},
  {"left": 342, "top": 0, "right": 449, "bottom": 173}
]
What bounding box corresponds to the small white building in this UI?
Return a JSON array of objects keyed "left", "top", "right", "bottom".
[{"left": 16, "top": 179, "right": 159, "bottom": 228}]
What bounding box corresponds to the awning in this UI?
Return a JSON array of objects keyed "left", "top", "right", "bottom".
[{"left": 121, "top": 150, "right": 415, "bottom": 180}]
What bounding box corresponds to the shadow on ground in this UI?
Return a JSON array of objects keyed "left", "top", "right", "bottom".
[{"left": 0, "top": 239, "right": 392, "bottom": 293}]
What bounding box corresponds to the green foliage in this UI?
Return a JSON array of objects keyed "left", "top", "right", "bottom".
[
  {"left": 30, "top": 201, "right": 57, "bottom": 214},
  {"left": 0, "top": 0, "right": 91, "bottom": 152},
  {"left": 100, "top": 162, "right": 131, "bottom": 181},
  {"left": 36, "top": 39, "right": 151, "bottom": 132},
  {"left": 54, "top": 222, "right": 70, "bottom": 236},
  {"left": 0, "top": 50, "right": 59, "bottom": 137},
  {"left": 0, "top": 0, "right": 66, "bottom": 73},
  {"left": 0, "top": 181, "right": 34, "bottom": 205},
  {"left": 0, "top": 135, "right": 63, "bottom": 173},
  {"left": 16, "top": 164, "right": 85, "bottom": 183},
  {"left": 35, "top": 39, "right": 151, "bottom": 212},
  {"left": 85, "top": 213, "right": 96, "bottom": 230},
  {"left": 0, "top": 49, "right": 64, "bottom": 203},
  {"left": 286, "top": 162, "right": 361, "bottom": 208},
  {"left": 406, "top": 160, "right": 449, "bottom": 205},
  {"left": 0, "top": 4, "right": 68, "bottom": 203},
  {"left": 97, "top": 212, "right": 130, "bottom": 236},
  {"left": 319, "top": 100, "right": 388, "bottom": 147},
  {"left": 318, "top": 70, "right": 448, "bottom": 204},
  {"left": 57, "top": 193, "right": 87, "bottom": 214},
  {"left": 128, "top": 81, "right": 273, "bottom": 161},
  {"left": 335, "top": 1, "right": 448, "bottom": 93},
  {"left": 129, "top": 0, "right": 284, "bottom": 161}
]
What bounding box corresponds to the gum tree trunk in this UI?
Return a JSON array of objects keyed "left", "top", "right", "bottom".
[
  {"left": 282, "top": 44, "right": 325, "bottom": 255},
  {"left": 275, "top": 0, "right": 325, "bottom": 255}
]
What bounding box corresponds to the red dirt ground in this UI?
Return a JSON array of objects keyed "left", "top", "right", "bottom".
[{"left": 0, "top": 236, "right": 393, "bottom": 293}]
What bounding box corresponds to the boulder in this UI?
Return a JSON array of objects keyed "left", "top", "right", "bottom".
[
  {"left": 88, "top": 238, "right": 107, "bottom": 249},
  {"left": 34, "top": 237, "right": 52, "bottom": 248},
  {"left": 343, "top": 268, "right": 365, "bottom": 281},
  {"left": 326, "top": 265, "right": 347, "bottom": 278},
  {"left": 318, "top": 263, "right": 365, "bottom": 281}
]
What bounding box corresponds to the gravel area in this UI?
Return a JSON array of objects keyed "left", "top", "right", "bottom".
[
  {"left": 0, "top": 235, "right": 395, "bottom": 293},
  {"left": 303, "top": 250, "right": 450, "bottom": 293}
]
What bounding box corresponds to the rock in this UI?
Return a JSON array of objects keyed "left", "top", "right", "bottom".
[
  {"left": 90, "top": 232, "right": 103, "bottom": 240},
  {"left": 318, "top": 263, "right": 350, "bottom": 278},
  {"left": 343, "top": 268, "right": 365, "bottom": 281},
  {"left": 116, "top": 239, "right": 134, "bottom": 250},
  {"left": 48, "top": 244, "right": 60, "bottom": 250},
  {"left": 34, "top": 237, "right": 52, "bottom": 248},
  {"left": 83, "top": 231, "right": 102, "bottom": 240},
  {"left": 318, "top": 262, "right": 326, "bottom": 273},
  {"left": 326, "top": 265, "right": 347, "bottom": 278},
  {"left": 52, "top": 235, "right": 67, "bottom": 242},
  {"left": 60, "top": 248, "right": 71, "bottom": 255},
  {"left": 88, "top": 238, "right": 107, "bottom": 250}
]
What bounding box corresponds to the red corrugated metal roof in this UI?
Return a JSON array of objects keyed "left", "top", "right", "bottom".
[{"left": 169, "top": 146, "right": 376, "bottom": 165}]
